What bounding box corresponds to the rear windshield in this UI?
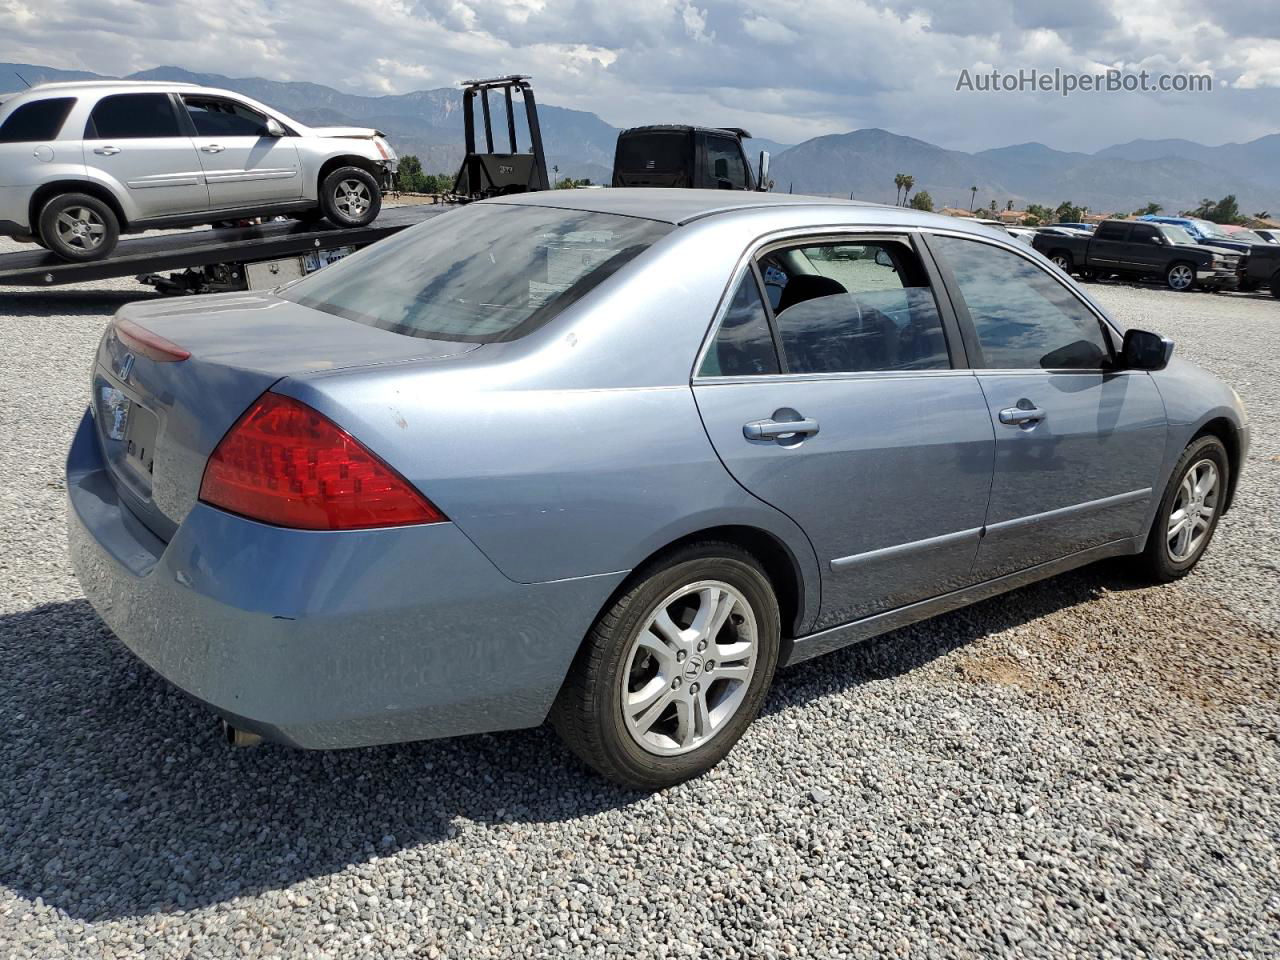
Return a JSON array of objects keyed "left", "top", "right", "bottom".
[
  {"left": 0, "top": 97, "right": 76, "bottom": 143},
  {"left": 615, "top": 132, "right": 689, "bottom": 174},
  {"left": 283, "top": 203, "right": 672, "bottom": 342}
]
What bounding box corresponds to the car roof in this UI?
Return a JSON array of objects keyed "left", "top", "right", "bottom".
[{"left": 482, "top": 188, "right": 1007, "bottom": 237}]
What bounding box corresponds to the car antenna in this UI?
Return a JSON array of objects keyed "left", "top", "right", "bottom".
[{"left": 14, "top": 72, "right": 31, "bottom": 88}]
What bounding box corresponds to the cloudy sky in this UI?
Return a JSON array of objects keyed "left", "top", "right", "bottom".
[{"left": 2, "top": 0, "right": 1278, "bottom": 150}]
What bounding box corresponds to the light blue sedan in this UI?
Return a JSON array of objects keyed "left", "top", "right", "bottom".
[{"left": 68, "top": 190, "right": 1249, "bottom": 789}]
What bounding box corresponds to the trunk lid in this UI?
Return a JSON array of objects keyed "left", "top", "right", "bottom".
[{"left": 92, "top": 291, "right": 478, "bottom": 540}]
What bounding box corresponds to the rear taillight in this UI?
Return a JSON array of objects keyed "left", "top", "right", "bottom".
[
  {"left": 113, "top": 317, "right": 190, "bottom": 362},
  {"left": 199, "top": 392, "right": 445, "bottom": 530}
]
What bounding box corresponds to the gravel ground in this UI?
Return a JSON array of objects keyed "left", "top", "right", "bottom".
[{"left": 0, "top": 255, "right": 1277, "bottom": 959}]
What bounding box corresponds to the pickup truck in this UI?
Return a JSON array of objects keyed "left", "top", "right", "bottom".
[{"left": 1033, "top": 219, "right": 1243, "bottom": 292}]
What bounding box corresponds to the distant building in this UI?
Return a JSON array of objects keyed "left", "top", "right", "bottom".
[
  {"left": 941, "top": 207, "right": 976, "bottom": 218},
  {"left": 995, "top": 209, "right": 1026, "bottom": 224}
]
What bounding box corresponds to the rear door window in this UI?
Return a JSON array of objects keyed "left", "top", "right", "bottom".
[
  {"left": 87, "top": 93, "right": 182, "bottom": 139},
  {"left": 0, "top": 97, "right": 76, "bottom": 143},
  {"left": 1094, "top": 222, "right": 1130, "bottom": 242},
  {"left": 763, "top": 239, "right": 952, "bottom": 373}
]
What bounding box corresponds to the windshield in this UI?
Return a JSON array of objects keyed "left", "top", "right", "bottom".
[
  {"left": 283, "top": 204, "right": 672, "bottom": 342},
  {"left": 1191, "top": 219, "right": 1229, "bottom": 239},
  {"left": 1228, "top": 229, "right": 1265, "bottom": 244},
  {"left": 1159, "top": 225, "right": 1197, "bottom": 245}
]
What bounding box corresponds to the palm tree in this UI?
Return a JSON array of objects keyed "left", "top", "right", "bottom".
[
  {"left": 901, "top": 175, "right": 915, "bottom": 206},
  {"left": 893, "top": 173, "right": 905, "bottom": 205},
  {"left": 969, "top": 185, "right": 978, "bottom": 212}
]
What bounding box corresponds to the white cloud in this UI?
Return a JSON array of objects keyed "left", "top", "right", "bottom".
[{"left": 741, "top": 16, "right": 797, "bottom": 46}]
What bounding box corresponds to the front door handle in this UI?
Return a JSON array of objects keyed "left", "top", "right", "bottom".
[
  {"left": 93, "top": 146, "right": 121, "bottom": 156},
  {"left": 201, "top": 144, "right": 226, "bottom": 153},
  {"left": 999, "top": 404, "right": 1046, "bottom": 426},
  {"left": 743, "top": 417, "right": 820, "bottom": 441}
]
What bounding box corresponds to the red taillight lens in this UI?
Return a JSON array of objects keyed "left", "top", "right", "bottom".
[
  {"left": 199, "top": 392, "right": 446, "bottom": 530},
  {"left": 113, "top": 317, "right": 190, "bottom": 362}
]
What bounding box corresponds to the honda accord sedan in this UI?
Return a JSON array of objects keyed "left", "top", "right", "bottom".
[{"left": 68, "top": 189, "right": 1249, "bottom": 790}]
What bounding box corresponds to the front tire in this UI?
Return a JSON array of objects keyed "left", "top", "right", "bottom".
[
  {"left": 1135, "top": 435, "right": 1229, "bottom": 582},
  {"left": 1048, "top": 251, "right": 1074, "bottom": 274},
  {"left": 38, "top": 193, "right": 119, "bottom": 262},
  {"left": 319, "top": 167, "right": 381, "bottom": 228},
  {"left": 1270, "top": 270, "right": 1280, "bottom": 299},
  {"left": 552, "top": 542, "right": 781, "bottom": 790},
  {"left": 1166, "top": 261, "right": 1196, "bottom": 292}
]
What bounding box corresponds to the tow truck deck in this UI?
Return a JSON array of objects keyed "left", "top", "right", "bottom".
[{"left": 0, "top": 203, "right": 455, "bottom": 293}]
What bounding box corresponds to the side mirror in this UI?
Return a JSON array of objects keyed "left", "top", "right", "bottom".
[
  {"left": 757, "top": 150, "right": 770, "bottom": 192},
  {"left": 265, "top": 117, "right": 286, "bottom": 137},
  {"left": 1150, "top": 235, "right": 1165, "bottom": 245},
  {"left": 1121, "top": 328, "right": 1174, "bottom": 371},
  {"left": 874, "top": 249, "right": 894, "bottom": 268}
]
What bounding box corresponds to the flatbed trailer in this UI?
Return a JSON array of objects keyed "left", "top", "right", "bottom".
[{"left": 0, "top": 203, "right": 455, "bottom": 294}]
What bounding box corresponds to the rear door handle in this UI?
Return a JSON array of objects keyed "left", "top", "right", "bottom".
[
  {"left": 743, "top": 417, "right": 820, "bottom": 441},
  {"left": 201, "top": 144, "right": 225, "bottom": 153},
  {"left": 999, "top": 404, "right": 1046, "bottom": 426},
  {"left": 93, "top": 146, "right": 121, "bottom": 156}
]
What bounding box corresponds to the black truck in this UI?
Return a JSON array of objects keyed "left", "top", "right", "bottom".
[
  {"left": 1033, "top": 219, "right": 1244, "bottom": 293},
  {"left": 612, "top": 125, "right": 769, "bottom": 191}
]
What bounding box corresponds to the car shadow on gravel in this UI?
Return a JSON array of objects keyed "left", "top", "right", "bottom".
[
  {"left": 0, "top": 569, "right": 1119, "bottom": 920},
  {"left": 0, "top": 289, "right": 161, "bottom": 318}
]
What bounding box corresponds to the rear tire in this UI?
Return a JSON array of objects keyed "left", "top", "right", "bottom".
[
  {"left": 38, "top": 193, "right": 119, "bottom": 262},
  {"left": 1134, "top": 435, "right": 1229, "bottom": 583},
  {"left": 1270, "top": 270, "right": 1280, "bottom": 299},
  {"left": 319, "top": 167, "right": 381, "bottom": 228},
  {"left": 1165, "top": 261, "right": 1196, "bottom": 292},
  {"left": 1048, "top": 251, "right": 1074, "bottom": 273},
  {"left": 551, "top": 542, "right": 781, "bottom": 790}
]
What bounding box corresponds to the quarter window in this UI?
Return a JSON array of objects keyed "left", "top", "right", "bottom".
[
  {"left": 182, "top": 96, "right": 274, "bottom": 137},
  {"left": 765, "top": 239, "right": 951, "bottom": 374},
  {"left": 0, "top": 97, "right": 76, "bottom": 143},
  {"left": 931, "top": 234, "right": 1113, "bottom": 370},
  {"left": 699, "top": 272, "right": 780, "bottom": 377},
  {"left": 88, "top": 93, "right": 181, "bottom": 139}
]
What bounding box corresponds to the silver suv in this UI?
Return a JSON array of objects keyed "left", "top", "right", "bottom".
[{"left": 0, "top": 81, "right": 398, "bottom": 262}]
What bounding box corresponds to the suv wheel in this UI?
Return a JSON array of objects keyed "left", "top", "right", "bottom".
[
  {"left": 1135, "top": 435, "right": 1229, "bottom": 582},
  {"left": 319, "top": 167, "right": 381, "bottom": 228},
  {"left": 1166, "top": 262, "right": 1196, "bottom": 292},
  {"left": 38, "top": 193, "right": 119, "bottom": 262},
  {"left": 1049, "top": 251, "right": 1073, "bottom": 273},
  {"left": 552, "top": 542, "right": 780, "bottom": 790}
]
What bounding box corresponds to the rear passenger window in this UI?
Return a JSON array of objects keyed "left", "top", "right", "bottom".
[
  {"left": 766, "top": 239, "right": 951, "bottom": 374},
  {"left": 699, "top": 272, "right": 780, "bottom": 377},
  {"left": 88, "top": 94, "right": 181, "bottom": 139},
  {"left": 1095, "top": 222, "right": 1130, "bottom": 241},
  {"left": 930, "top": 234, "right": 1113, "bottom": 370},
  {"left": 0, "top": 97, "right": 76, "bottom": 143}
]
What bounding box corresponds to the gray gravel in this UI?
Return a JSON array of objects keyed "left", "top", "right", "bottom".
[{"left": 1, "top": 256, "right": 1277, "bottom": 958}]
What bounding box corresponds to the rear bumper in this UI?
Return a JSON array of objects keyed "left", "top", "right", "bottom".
[{"left": 66, "top": 409, "right": 623, "bottom": 748}]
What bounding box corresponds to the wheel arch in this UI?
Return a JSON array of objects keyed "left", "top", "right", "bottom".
[
  {"left": 318, "top": 155, "right": 383, "bottom": 187},
  {"left": 29, "top": 180, "right": 128, "bottom": 234},
  {"left": 1192, "top": 416, "right": 1242, "bottom": 512}
]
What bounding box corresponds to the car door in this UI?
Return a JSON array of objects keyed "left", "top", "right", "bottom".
[
  {"left": 692, "top": 233, "right": 995, "bottom": 630},
  {"left": 83, "top": 92, "right": 208, "bottom": 219},
  {"left": 180, "top": 94, "right": 302, "bottom": 209},
  {"left": 1126, "top": 223, "right": 1168, "bottom": 277},
  {"left": 1088, "top": 221, "right": 1131, "bottom": 271},
  {"left": 925, "top": 233, "right": 1167, "bottom": 580}
]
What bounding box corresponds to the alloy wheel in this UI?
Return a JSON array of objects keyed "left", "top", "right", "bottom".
[
  {"left": 334, "top": 179, "right": 371, "bottom": 219},
  {"left": 620, "top": 580, "right": 758, "bottom": 756},
  {"left": 1167, "top": 458, "right": 1219, "bottom": 562},
  {"left": 1168, "top": 265, "right": 1194, "bottom": 290},
  {"left": 1051, "top": 255, "right": 1071, "bottom": 270},
  {"left": 54, "top": 207, "right": 106, "bottom": 250}
]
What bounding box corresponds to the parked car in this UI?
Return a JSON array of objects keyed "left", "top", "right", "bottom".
[
  {"left": 1006, "top": 226, "right": 1036, "bottom": 244},
  {"left": 1136, "top": 215, "right": 1258, "bottom": 257},
  {"left": 1048, "top": 222, "right": 1094, "bottom": 233},
  {"left": 1254, "top": 228, "right": 1280, "bottom": 245},
  {"left": 1034, "top": 218, "right": 1243, "bottom": 291},
  {"left": 0, "top": 80, "right": 398, "bottom": 262},
  {"left": 68, "top": 190, "right": 1248, "bottom": 789}
]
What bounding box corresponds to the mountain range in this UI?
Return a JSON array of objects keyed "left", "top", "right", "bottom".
[{"left": 3, "top": 62, "right": 1277, "bottom": 215}]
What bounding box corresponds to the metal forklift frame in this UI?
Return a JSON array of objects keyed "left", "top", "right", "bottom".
[{"left": 452, "top": 75, "right": 551, "bottom": 199}]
